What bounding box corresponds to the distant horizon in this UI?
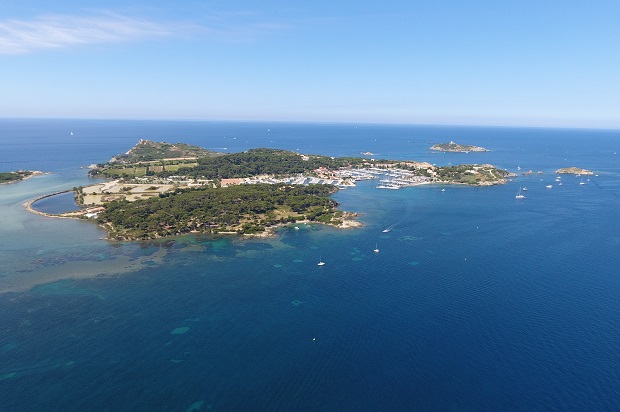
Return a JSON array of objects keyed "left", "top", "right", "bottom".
[
  {"left": 2, "top": 116, "right": 620, "bottom": 132},
  {"left": 2, "top": 2, "right": 619, "bottom": 132}
]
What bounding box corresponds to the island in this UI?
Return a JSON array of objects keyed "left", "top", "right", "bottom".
[
  {"left": 430, "top": 141, "right": 489, "bottom": 152},
  {"left": 28, "top": 140, "right": 514, "bottom": 241},
  {"left": 555, "top": 167, "right": 594, "bottom": 175},
  {"left": 108, "top": 139, "right": 222, "bottom": 164},
  {"left": 521, "top": 170, "right": 544, "bottom": 175},
  {"left": 0, "top": 170, "right": 46, "bottom": 184}
]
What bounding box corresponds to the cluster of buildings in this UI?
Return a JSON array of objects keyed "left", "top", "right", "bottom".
[
  {"left": 242, "top": 173, "right": 355, "bottom": 189},
  {"left": 239, "top": 164, "right": 434, "bottom": 190}
]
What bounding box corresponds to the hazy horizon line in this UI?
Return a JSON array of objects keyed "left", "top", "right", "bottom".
[{"left": 1, "top": 116, "right": 619, "bottom": 132}]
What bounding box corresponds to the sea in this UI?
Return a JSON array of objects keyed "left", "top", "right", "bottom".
[{"left": 1, "top": 119, "right": 619, "bottom": 411}]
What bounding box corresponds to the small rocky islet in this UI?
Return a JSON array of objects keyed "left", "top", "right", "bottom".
[
  {"left": 555, "top": 167, "right": 594, "bottom": 175},
  {"left": 429, "top": 141, "right": 489, "bottom": 152}
]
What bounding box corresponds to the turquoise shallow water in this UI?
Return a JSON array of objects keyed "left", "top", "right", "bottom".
[{"left": 1, "top": 120, "right": 620, "bottom": 410}]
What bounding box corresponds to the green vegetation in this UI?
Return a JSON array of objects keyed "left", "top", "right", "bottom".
[
  {"left": 92, "top": 161, "right": 198, "bottom": 179},
  {"left": 430, "top": 142, "right": 488, "bottom": 152},
  {"left": 0, "top": 170, "right": 34, "bottom": 183},
  {"left": 390, "top": 162, "right": 433, "bottom": 177},
  {"left": 555, "top": 167, "right": 593, "bottom": 175},
  {"left": 435, "top": 164, "right": 512, "bottom": 185},
  {"left": 97, "top": 183, "right": 340, "bottom": 240},
  {"left": 91, "top": 147, "right": 368, "bottom": 179},
  {"left": 183, "top": 148, "right": 367, "bottom": 179},
  {"left": 110, "top": 140, "right": 221, "bottom": 164},
  {"left": 79, "top": 140, "right": 513, "bottom": 241}
]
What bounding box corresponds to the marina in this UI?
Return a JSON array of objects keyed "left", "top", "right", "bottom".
[{"left": 242, "top": 166, "right": 432, "bottom": 190}]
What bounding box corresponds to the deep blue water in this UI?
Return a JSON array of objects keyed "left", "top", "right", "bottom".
[
  {"left": 1, "top": 119, "right": 620, "bottom": 410},
  {"left": 31, "top": 192, "right": 81, "bottom": 214}
]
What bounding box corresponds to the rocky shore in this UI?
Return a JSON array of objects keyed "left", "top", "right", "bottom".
[
  {"left": 429, "top": 141, "right": 488, "bottom": 152},
  {"left": 555, "top": 167, "right": 594, "bottom": 175}
]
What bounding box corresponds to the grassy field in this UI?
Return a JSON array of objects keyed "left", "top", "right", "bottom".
[{"left": 102, "top": 163, "right": 197, "bottom": 177}]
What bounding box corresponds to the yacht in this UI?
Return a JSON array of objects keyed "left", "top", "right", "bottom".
[
  {"left": 317, "top": 256, "right": 325, "bottom": 266},
  {"left": 516, "top": 188, "right": 526, "bottom": 199},
  {"left": 374, "top": 244, "right": 379, "bottom": 253}
]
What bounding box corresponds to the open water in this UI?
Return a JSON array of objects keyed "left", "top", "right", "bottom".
[{"left": 1, "top": 119, "right": 619, "bottom": 410}]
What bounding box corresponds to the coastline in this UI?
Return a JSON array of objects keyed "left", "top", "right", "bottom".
[
  {"left": 248, "top": 215, "right": 362, "bottom": 239},
  {"left": 100, "top": 215, "right": 363, "bottom": 242},
  {"left": 555, "top": 167, "right": 594, "bottom": 175},
  {"left": 23, "top": 190, "right": 75, "bottom": 218},
  {"left": 24, "top": 190, "right": 363, "bottom": 242},
  {"left": 19, "top": 142, "right": 511, "bottom": 242},
  {"left": 0, "top": 170, "right": 48, "bottom": 185},
  {"left": 23, "top": 167, "right": 510, "bottom": 242},
  {"left": 429, "top": 142, "right": 489, "bottom": 152}
]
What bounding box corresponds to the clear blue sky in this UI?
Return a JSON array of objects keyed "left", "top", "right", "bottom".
[{"left": 2, "top": 1, "right": 619, "bottom": 128}]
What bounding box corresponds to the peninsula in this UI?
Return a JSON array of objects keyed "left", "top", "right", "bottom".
[
  {"left": 430, "top": 141, "right": 489, "bottom": 152},
  {"left": 30, "top": 141, "right": 513, "bottom": 241},
  {"left": 0, "top": 170, "right": 46, "bottom": 184},
  {"left": 555, "top": 167, "right": 594, "bottom": 175}
]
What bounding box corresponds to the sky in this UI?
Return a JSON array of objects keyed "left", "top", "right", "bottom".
[{"left": 1, "top": 1, "right": 619, "bottom": 128}]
